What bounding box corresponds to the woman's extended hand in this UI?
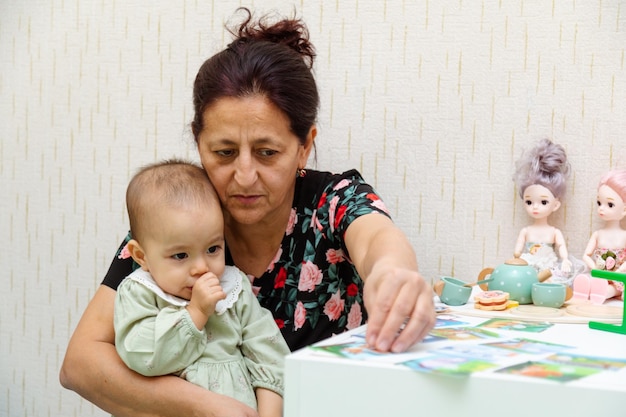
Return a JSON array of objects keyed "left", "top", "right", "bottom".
[
  {"left": 363, "top": 266, "right": 435, "bottom": 353},
  {"left": 345, "top": 213, "right": 436, "bottom": 353}
]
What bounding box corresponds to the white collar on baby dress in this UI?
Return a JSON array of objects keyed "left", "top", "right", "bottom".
[{"left": 128, "top": 266, "right": 243, "bottom": 315}]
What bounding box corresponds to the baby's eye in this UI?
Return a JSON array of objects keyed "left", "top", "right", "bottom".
[
  {"left": 172, "top": 253, "right": 188, "bottom": 260},
  {"left": 608, "top": 202, "right": 615, "bottom": 208},
  {"left": 525, "top": 200, "right": 532, "bottom": 206},
  {"left": 207, "top": 246, "right": 220, "bottom": 254},
  {"left": 597, "top": 200, "right": 601, "bottom": 207},
  {"left": 541, "top": 200, "right": 549, "bottom": 205}
]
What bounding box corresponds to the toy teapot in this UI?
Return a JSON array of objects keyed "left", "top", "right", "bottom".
[{"left": 477, "top": 257, "right": 551, "bottom": 304}]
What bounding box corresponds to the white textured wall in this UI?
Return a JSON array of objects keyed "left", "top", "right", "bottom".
[{"left": 1, "top": 1, "right": 625, "bottom": 416}]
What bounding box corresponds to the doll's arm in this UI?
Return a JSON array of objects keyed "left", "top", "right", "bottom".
[
  {"left": 514, "top": 227, "right": 528, "bottom": 258},
  {"left": 582, "top": 232, "right": 599, "bottom": 270},
  {"left": 554, "top": 229, "right": 572, "bottom": 273}
]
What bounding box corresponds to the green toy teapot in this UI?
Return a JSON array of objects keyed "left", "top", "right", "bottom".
[{"left": 478, "top": 257, "right": 552, "bottom": 304}]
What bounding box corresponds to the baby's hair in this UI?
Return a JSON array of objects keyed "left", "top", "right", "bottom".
[
  {"left": 599, "top": 169, "right": 626, "bottom": 203},
  {"left": 512, "top": 138, "right": 571, "bottom": 199},
  {"left": 126, "top": 159, "right": 217, "bottom": 242}
]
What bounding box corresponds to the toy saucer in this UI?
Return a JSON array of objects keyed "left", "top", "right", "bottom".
[
  {"left": 509, "top": 305, "right": 564, "bottom": 318},
  {"left": 565, "top": 304, "right": 622, "bottom": 319}
]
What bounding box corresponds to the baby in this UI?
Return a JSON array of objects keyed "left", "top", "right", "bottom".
[{"left": 114, "top": 159, "right": 289, "bottom": 417}]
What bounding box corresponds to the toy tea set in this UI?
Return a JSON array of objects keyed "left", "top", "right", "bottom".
[
  {"left": 434, "top": 257, "right": 626, "bottom": 335},
  {"left": 434, "top": 139, "right": 626, "bottom": 334}
]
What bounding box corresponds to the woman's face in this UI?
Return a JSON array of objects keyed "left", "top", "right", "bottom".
[{"left": 196, "top": 96, "right": 315, "bottom": 227}]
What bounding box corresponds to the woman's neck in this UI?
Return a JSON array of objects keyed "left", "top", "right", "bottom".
[{"left": 224, "top": 204, "right": 292, "bottom": 277}]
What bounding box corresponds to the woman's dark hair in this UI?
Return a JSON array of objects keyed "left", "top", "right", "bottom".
[{"left": 191, "top": 8, "right": 319, "bottom": 145}]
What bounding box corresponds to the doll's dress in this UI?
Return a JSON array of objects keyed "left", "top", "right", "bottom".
[
  {"left": 590, "top": 247, "right": 626, "bottom": 294},
  {"left": 520, "top": 242, "right": 585, "bottom": 286}
]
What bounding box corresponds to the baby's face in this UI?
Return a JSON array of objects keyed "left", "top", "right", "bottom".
[
  {"left": 596, "top": 184, "right": 626, "bottom": 222},
  {"left": 522, "top": 184, "right": 560, "bottom": 220},
  {"left": 139, "top": 203, "right": 226, "bottom": 300}
]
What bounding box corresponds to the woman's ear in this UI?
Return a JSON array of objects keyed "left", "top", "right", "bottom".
[
  {"left": 127, "top": 239, "right": 150, "bottom": 271},
  {"left": 298, "top": 125, "right": 317, "bottom": 168}
]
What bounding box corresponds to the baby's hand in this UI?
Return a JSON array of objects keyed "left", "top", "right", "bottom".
[
  {"left": 189, "top": 273, "right": 226, "bottom": 318},
  {"left": 560, "top": 259, "right": 572, "bottom": 274}
]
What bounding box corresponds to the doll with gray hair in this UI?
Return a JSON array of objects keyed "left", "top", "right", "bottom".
[{"left": 512, "top": 138, "right": 583, "bottom": 284}]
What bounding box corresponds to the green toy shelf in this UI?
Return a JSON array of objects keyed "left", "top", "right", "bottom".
[{"left": 588, "top": 269, "right": 626, "bottom": 335}]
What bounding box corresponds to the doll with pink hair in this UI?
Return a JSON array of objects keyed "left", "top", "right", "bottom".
[
  {"left": 572, "top": 169, "right": 626, "bottom": 303},
  {"left": 512, "top": 138, "right": 584, "bottom": 284}
]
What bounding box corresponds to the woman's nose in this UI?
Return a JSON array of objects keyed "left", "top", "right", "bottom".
[{"left": 233, "top": 155, "right": 258, "bottom": 186}]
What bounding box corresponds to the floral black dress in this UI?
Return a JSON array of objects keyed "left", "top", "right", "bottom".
[{"left": 103, "top": 169, "right": 391, "bottom": 351}]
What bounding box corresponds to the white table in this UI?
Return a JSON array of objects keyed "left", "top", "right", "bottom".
[{"left": 284, "top": 311, "right": 626, "bottom": 417}]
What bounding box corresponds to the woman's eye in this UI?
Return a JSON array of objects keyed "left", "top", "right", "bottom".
[
  {"left": 172, "top": 253, "right": 188, "bottom": 260},
  {"left": 258, "top": 149, "right": 277, "bottom": 157},
  {"left": 216, "top": 149, "right": 235, "bottom": 157}
]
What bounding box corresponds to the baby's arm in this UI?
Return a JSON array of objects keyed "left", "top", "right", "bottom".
[
  {"left": 236, "top": 274, "right": 290, "bottom": 413},
  {"left": 114, "top": 280, "right": 207, "bottom": 376},
  {"left": 256, "top": 388, "right": 283, "bottom": 417}
]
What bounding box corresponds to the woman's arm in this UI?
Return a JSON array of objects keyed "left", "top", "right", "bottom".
[
  {"left": 344, "top": 213, "right": 436, "bottom": 354},
  {"left": 59, "top": 285, "right": 259, "bottom": 417}
]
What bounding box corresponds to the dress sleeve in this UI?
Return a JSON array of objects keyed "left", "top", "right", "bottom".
[
  {"left": 113, "top": 277, "right": 207, "bottom": 377},
  {"left": 236, "top": 274, "right": 291, "bottom": 396},
  {"left": 102, "top": 233, "right": 136, "bottom": 290}
]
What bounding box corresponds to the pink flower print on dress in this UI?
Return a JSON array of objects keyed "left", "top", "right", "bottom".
[
  {"left": 605, "top": 256, "right": 616, "bottom": 271},
  {"left": 118, "top": 243, "right": 132, "bottom": 259},
  {"left": 298, "top": 261, "right": 323, "bottom": 292},
  {"left": 310, "top": 210, "right": 323, "bottom": 232},
  {"left": 286, "top": 208, "right": 297, "bottom": 235},
  {"left": 328, "top": 195, "right": 339, "bottom": 233},
  {"left": 294, "top": 301, "right": 306, "bottom": 331},
  {"left": 333, "top": 179, "right": 351, "bottom": 191},
  {"left": 346, "top": 302, "right": 362, "bottom": 330},
  {"left": 325, "top": 248, "right": 345, "bottom": 264},
  {"left": 323, "top": 290, "right": 345, "bottom": 321}
]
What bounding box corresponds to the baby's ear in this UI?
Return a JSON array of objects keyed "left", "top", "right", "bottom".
[
  {"left": 552, "top": 199, "right": 561, "bottom": 212},
  {"left": 127, "top": 239, "right": 149, "bottom": 271}
]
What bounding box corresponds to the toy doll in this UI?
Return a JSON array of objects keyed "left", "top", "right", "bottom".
[
  {"left": 512, "top": 138, "right": 584, "bottom": 284},
  {"left": 572, "top": 169, "right": 626, "bottom": 303}
]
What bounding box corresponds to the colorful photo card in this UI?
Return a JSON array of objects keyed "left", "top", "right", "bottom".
[
  {"left": 496, "top": 360, "right": 601, "bottom": 382},
  {"left": 477, "top": 318, "right": 553, "bottom": 333},
  {"left": 544, "top": 353, "right": 626, "bottom": 371},
  {"left": 311, "top": 341, "right": 384, "bottom": 360},
  {"left": 435, "top": 315, "right": 470, "bottom": 328},
  {"left": 429, "top": 326, "right": 500, "bottom": 341},
  {"left": 483, "top": 338, "right": 573, "bottom": 355},
  {"left": 433, "top": 343, "right": 520, "bottom": 362},
  {"left": 400, "top": 354, "right": 499, "bottom": 376}
]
